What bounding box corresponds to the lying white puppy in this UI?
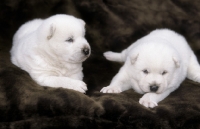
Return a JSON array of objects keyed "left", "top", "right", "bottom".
[
  {"left": 10, "top": 14, "right": 91, "bottom": 93},
  {"left": 101, "top": 29, "right": 200, "bottom": 108}
]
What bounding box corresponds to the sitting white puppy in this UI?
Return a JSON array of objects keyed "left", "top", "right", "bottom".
[
  {"left": 10, "top": 14, "right": 91, "bottom": 93},
  {"left": 100, "top": 29, "right": 200, "bottom": 108}
]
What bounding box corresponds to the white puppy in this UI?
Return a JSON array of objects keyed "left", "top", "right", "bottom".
[
  {"left": 100, "top": 29, "right": 200, "bottom": 108},
  {"left": 10, "top": 14, "right": 91, "bottom": 93}
]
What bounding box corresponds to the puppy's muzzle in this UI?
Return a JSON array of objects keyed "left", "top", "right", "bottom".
[
  {"left": 82, "top": 47, "right": 90, "bottom": 56},
  {"left": 150, "top": 85, "right": 159, "bottom": 92}
]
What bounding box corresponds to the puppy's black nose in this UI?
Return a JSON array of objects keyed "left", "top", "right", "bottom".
[
  {"left": 82, "top": 48, "right": 90, "bottom": 55},
  {"left": 150, "top": 86, "right": 159, "bottom": 92}
]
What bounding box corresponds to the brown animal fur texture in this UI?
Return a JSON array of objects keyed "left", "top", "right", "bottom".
[{"left": 0, "top": 0, "right": 200, "bottom": 128}]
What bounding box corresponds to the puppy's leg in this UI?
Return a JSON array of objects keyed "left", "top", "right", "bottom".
[
  {"left": 139, "top": 89, "right": 172, "bottom": 108},
  {"left": 100, "top": 67, "right": 131, "bottom": 93},
  {"left": 103, "top": 49, "right": 127, "bottom": 62},
  {"left": 187, "top": 52, "right": 200, "bottom": 83},
  {"left": 36, "top": 76, "right": 87, "bottom": 93}
]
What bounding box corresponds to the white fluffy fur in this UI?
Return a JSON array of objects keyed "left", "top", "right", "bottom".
[
  {"left": 10, "top": 14, "right": 91, "bottom": 93},
  {"left": 100, "top": 29, "right": 200, "bottom": 108}
]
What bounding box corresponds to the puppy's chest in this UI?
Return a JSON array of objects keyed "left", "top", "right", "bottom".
[
  {"left": 36, "top": 56, "right": 82, "bottom": 77},
  {"left": 50, "top": 65, "right": 81, "bottom": 77},
  {"left": 57, "top": 68, "right": 69, "bottom": 76},
  {"left": 53, "top": 67, "right": 78, "bottom": 76}
]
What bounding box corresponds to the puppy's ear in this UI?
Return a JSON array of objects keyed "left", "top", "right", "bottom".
[
  {"left": 130, "top": 53, "right": 139, "bottom": 65},
  {"left": 173, "top": 56, "right": 180, "bottom": 68},
  {"left": 47, "top": 23, "right": 56, "bottom": 40}
]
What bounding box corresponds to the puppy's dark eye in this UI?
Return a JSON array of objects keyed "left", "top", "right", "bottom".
[
  {"left": 66, "top": 37, "right": 74, "bottom": 43},
  {"left": 162, "top": 71, "right": 167, "bottom": 75},
  {"left": 143, "top": 69, "right": 149, "bottom": 74}
]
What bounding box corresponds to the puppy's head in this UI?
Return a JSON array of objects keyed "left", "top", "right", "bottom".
[
  {"left": 37, "top": 14, "right": 90, "bottom": 63},
  {"left": 127, "top": 43, "right": 181, "bottom": 94}
]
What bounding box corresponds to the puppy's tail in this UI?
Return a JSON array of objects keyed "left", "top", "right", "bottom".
[
  {"left": 103, "top": 49, "right": 127, "bottom": 63},
  {"left": 187, "top": 52, "right": 200, "bottom": 83}
]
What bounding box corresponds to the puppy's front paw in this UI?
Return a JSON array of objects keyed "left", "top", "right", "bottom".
[
  {"left": 71, "top": 80, "right": 87, "bottom": 93},
  {"left": 100, "top": 86, "right": 122, "bottom": 93},
  {"left": 139, "top": 93, "right": 158, "bottom": 108}
]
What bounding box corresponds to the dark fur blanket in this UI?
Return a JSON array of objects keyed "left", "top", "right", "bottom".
[{"left": 1, "top": 0, "right": 200, "bottom": 128}]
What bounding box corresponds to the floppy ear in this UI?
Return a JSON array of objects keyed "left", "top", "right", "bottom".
[
  {"left": 130, "top": 53, "right": 139, "bottom": 65},
  {"left": 173, "top": 56, "right": 180, "bottom": 68},
  {"left": 47, "top": 23, "right": 56, "bottom": 40}
]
